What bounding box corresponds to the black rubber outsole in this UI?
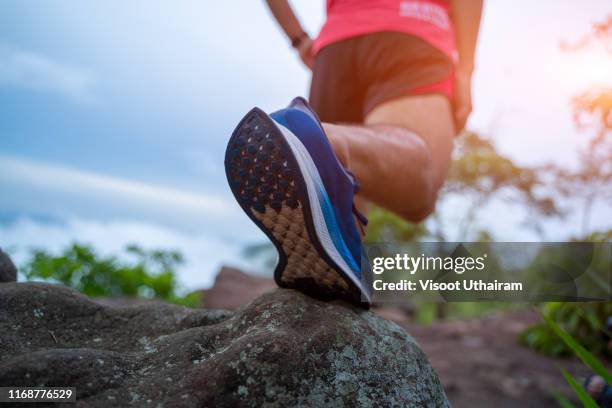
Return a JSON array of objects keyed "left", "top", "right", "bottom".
[{"left": 224, "top": 108, "right": 366, "bottom": 306}]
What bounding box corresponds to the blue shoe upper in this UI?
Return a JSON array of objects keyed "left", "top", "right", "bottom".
[{"left": 270, "top": 97, "right": 365, "bottom": 277}]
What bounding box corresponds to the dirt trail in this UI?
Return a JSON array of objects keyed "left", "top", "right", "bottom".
[{"left": 378, "top": 308, "right": 590, "bottom": 407}]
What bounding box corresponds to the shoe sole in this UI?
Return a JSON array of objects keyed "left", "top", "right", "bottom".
[{"left": 225, "top": 108, "right": 370, "bottom": 305}]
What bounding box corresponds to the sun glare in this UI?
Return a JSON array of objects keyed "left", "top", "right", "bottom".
[{"left": 569, "top": 49, "right": 612, "bottom": 88}]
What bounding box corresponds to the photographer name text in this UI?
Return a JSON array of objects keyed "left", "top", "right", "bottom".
[{"left": 373, "top": 279, "right": 523, "bottom": 292}]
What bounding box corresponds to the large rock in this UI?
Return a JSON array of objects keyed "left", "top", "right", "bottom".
[
  {"left": 0, "top": 283, "right": 449, "bottom": 407},
  {"left": 200, "top": 266, "right": 276, "bottom": 310},
  {"left": 0, "top": 248, "right": 17, "bottom": 282}
]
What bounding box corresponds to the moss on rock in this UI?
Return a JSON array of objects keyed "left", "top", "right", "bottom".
[{"left": 0, "top": 283, "right": 449, "bottom": 407}]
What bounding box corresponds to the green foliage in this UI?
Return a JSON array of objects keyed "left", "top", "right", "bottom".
[
  {"left": 521, "top": 302, "right": 612, "bottom": 357},
  {"left": 545, "top": 313, "right": 612, "bottom": 384},
  {"left": 363, "top": 131, "right": 562, "bottom": 322},
  {"left": 365, "top": 131, "right": 561, "bottom": 244},
  {"left": 543, "top": 310, "right": 611, "bottom": 407},
  {"left": 23, "top": 243, "right": 199, "bottom": 307},
  {"left": 413, "top": 302, "right": 521, "bottom": 324},
  {"left": 561, "top": 368, "right": 599, "bottom": 408},
  {"left": 448, "top": 132, "right": 555, "bottom": 213},
  {"left": 577, "top": 230, "right": 612, "bottom": 242},
  {"left": 548, "top": 23, "right": 612, "bottom": 405},
  {"left": 364, "top": 206, "right": 430, "bottom": 243},
  {"left": 553, "top": 390, "right": 578, "bottom": 408},
  {"left": 444, "top": 131, "right": 560, "bottom": 238},
  {"left": 168, "top": 291, "right": 202, "bottom": 308}
]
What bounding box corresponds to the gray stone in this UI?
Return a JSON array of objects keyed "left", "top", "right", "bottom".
[
  {"left": 0, "top": 282, "right": 449, "bottom": 407},
  {"left": 0, "top": 248, "right": 17, "bottom": 283}
]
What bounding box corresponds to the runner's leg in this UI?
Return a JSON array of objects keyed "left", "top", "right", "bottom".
[{"left": 323, "top": 94, "right": 454, "bottom": 222}]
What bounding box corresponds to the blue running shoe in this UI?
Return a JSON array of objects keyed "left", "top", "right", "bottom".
[{"left": 225, "top": 97, "right": 372, "bottom": 305}]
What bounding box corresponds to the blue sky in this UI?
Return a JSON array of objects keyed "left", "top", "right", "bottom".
[{"left": 1, "top": 1, "right": 610, "bottom": 289}]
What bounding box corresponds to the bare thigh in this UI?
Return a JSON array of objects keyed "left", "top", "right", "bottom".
[
  {"left": 365, "top": 94, "right": 455, "bottom": 190},
  {"left": 323, "top": 94, "right": 455, "bottom": 222}
]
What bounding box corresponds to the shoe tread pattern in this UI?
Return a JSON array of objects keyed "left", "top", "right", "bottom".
[{"left": 225, "top": 109, "right": 361, "bottom": 303}]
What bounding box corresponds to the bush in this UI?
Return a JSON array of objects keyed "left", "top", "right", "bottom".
[
  {"left": 521, "top": 302, "right": 612, "bottom": 357},
  {"left": 23, "top": 243, "right": 199, "bottom": 307},
  {"left": 543, "top": 313, "right": 611, "bottom": 407}
]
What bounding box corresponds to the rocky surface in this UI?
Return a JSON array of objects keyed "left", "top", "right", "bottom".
[
  {"left": 189, "top": 267, "right": 592, "bottom": 407},
  {"left": 0, "top": 282, "right": 449, "bottom": 407},
  {"left": 0, "top": 248, "right": 17, "bottom": 282}
]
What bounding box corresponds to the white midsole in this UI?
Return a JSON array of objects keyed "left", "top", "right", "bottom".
[{"left": 274, "top": 121, "right": 370, "bottom": 302}]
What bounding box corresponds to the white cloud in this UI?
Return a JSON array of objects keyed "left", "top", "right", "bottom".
[
  {"left": 0, "top": 154, "right": 228, "bottom": 214},
  {"left": 1, "top": 216, "right": 267, "bottom": 290},
  {"left": 0, "top": 154, "right": 262, "bottom": 238},
  {"left": 0, "top": 43, "right": 97, "bottom": 104}
]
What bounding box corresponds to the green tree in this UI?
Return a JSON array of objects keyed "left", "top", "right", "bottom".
[
  {"left": 23, "top": 243, "right": 199, "bottom": 307},
  {"left": 366, "top": 131, "right": 561, "bottom": 243},
  {"left": 522, "top": 16, "right": 612, "bottom": 359}
]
